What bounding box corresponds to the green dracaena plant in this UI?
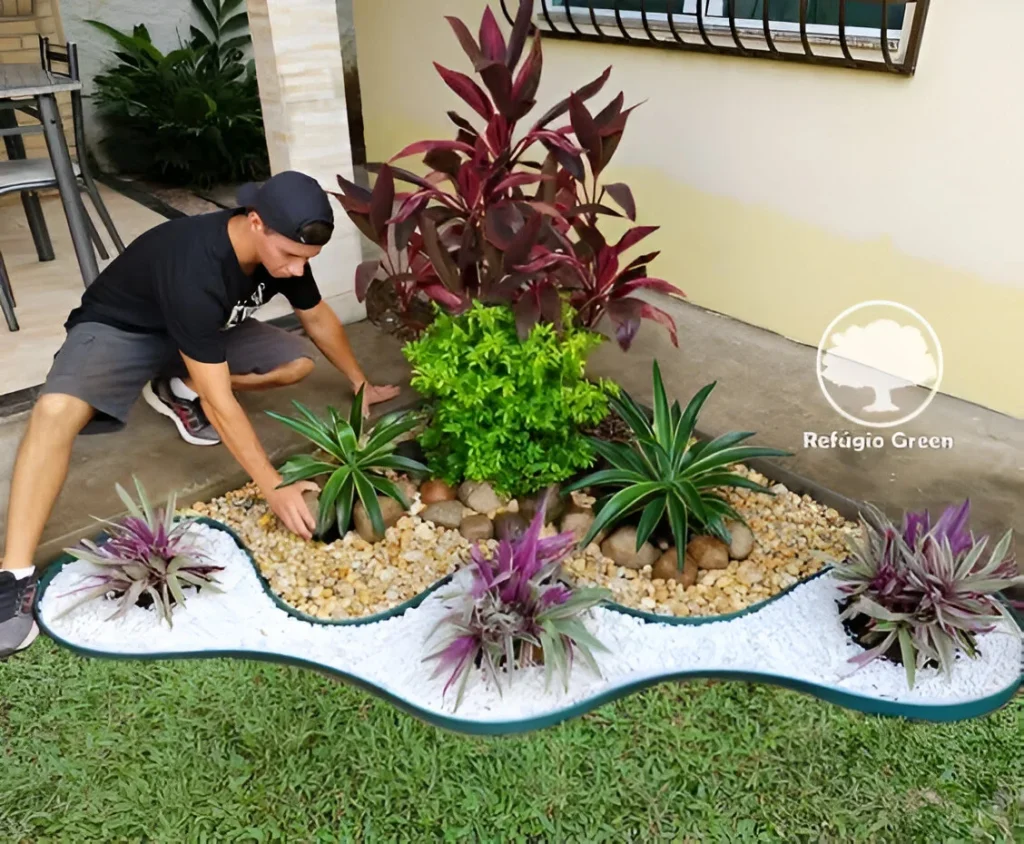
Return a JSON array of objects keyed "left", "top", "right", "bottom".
[
  {"left": 564, "top": 361, "right": 792, "bottom": 571},
  {"left": 267, "top": 386, "right": 429, "bottom": 539}
]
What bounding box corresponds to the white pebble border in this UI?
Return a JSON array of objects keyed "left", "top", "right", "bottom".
[{"left": 39, "top": 524, "right": 1023, "bottom": 724}]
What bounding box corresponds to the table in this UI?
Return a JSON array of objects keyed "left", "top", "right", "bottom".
[{"left": 0, "top": 63, "right": 98, "bottom": 285}]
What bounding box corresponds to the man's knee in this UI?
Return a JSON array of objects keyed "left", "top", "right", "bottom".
[
  {"left": 30, "top": 394, "right": 94, "bottom": 437},
  {"left": 272, "top": 356, "right": 315, "bottom": 386}
]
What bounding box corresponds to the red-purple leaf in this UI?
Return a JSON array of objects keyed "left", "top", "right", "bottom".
[
  {"left": 389, "top": 139, "right": 474, "bottom": 163},
  {"left": 540, "top": 284, "right": 563, "bottom": 331},
  {"left": 569, "top": 93, "right": 602, "bottom": 173},
  {"left": 422, "top": 283, "right": 467, "bottom": 310},
  {"left": 445, "top": 15, "right": 487, "bottom": 70},
  {"left": 456, "top": 161, "right": 483, "bottom": 207},
  {"left": 369, "top": 165, "right": 395, "bottom": 238},
  {"left": 424, "top": 148, "right": 464, "bottom": 179},
  {"left": 329, "top": 189, "right": 369, "bottom": 217},
  {"left": 388, "top": 192, "right": 430, "bottom": 226},
  {"left": 594, "top": 92, "right": 624, "bottom": 131},
  {"left": 526, "top": 198, "right": 566, "bottom": 216},
  {"left": 336, "top": 173, "right": 372, "bottom": 204},
  {"left": 612, "top": 278, "right": 683, "bottom": 298},
  {"left": 341, "top": 210, "right": 379, "bottom": 245},
  {"left": 485, "top": 114, "right": 510, "bottom": 156},
  {"left": 511, "top": 30, "right": 542, "bottom": 109},
  {"left": 615, "top": 225, "right": 658, "bottom": 254},
  {"left": 546, "top": 145, "right": 584, "bottom": 181},
  {"left": 394, "top": 215, "right": 417, "bottom": 252},
  {"left": 641, "top": 302, "right": 680, "bottom": 347},
  {"left": 503, "top": 212, "right": 543, "bottom": 270},
  {"left": 600, "top": 132, "right": 624, "bottom": 173},
  {"left": 354, "top": 260, "right": 379, "bottom": 301},
  {"left": 480, "top": 60, "right": 514, "bottom": 119},
  {"left": 602, "top": 101, "right": 643, "bottom": 136},
  {"left": 492, "top": 172, "right": 546, "bottom": 195},
  {"left": 479, "top": 7, "right": 507, "bottom": 64},
  {"left": 515, "top": 287, "right": 542, "bottom": 340},
  {"left": 514, "top": 252, "right": 574, "bottom": 275},
  {"left": 531, "top": 129, "right": 582, "bottom": 155},
  {"left": 506, "top": 0, "right": 534, "bottom": 70},
  {"left": 420, "top": 214, "right": 462, "bottom": 292},
  {"left": 434, "top": 63, "right": 494, "bottom": 122},
  {"left": 533, "top": 66, "right": 612, "bottom": 130},
  {"left": 565, "top": 203, "right": 622, "bottom": 219},
  {"left": 623, "top": 250, "right": 660, "bottom": 271},
  {"left": 447, "top": 110, "right": 480, "bottom": 137},
  {"left": 604, "top": 183, "right": 636, "bottom": 221},
  {"left": 364, "top": 162, "right": 436, "bottom": 192}
]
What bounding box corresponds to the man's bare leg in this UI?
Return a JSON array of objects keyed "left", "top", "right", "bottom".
[{"left": 2, "top": 394, "right": 95, "bottom": 570}]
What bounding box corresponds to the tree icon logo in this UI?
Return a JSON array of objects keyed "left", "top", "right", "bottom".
[{"left": 816, "top": 301, "right": 943, "bottom": 428}]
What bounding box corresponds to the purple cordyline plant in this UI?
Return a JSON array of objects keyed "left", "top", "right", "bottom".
[
  {"left": 831, "top": 499, "right": 1024, "bottom": 689},
  {"left": 423, "top": 502, "right": 611, "bottom": 709},
  {"left": 57, "top": 477, "right": 223, "bottom": 628},
  {"left": 331, "top": 0, "right": 685, "bottom": 349}
]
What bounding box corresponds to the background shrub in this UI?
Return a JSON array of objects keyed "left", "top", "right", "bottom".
[
  {"left": 87, "top": 0, "right": 268, "bottom": 188},
  {"left": 404, "top": 303, "right": 617, "bottom": 498}
]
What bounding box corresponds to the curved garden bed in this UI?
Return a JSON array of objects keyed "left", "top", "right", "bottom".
[{"left": 35, "top": 518, "right": 1024, "bottom": 735}]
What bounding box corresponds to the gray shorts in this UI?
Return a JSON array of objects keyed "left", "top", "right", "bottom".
[{"left": 40, "top": 319, "right": 316, "bottom": 435}]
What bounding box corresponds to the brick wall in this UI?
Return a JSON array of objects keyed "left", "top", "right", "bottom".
[{"left": 0, "top": 0, "right": 76, "bottom": 162}]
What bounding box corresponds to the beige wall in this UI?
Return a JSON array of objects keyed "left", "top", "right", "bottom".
[
  {"left": 0, "top": 0, "right": 75, "bottom": 161},
  {"left": 353, "top": 0, "right": 1024, "bottom": 419}
]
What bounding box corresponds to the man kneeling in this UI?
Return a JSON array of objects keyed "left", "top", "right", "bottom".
[{"left": 0, "top": 171, "right": 398, "bottom": 658}]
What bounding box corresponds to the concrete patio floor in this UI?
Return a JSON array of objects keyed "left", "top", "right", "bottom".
[{"left": 0, "top": 296, "right": 1021, "bottom": 576}]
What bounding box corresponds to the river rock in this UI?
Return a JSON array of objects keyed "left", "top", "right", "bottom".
[
  {"left": 518, "top": 484, "right": 565, "bottom": 525},
  {"left": 687, "top": 535, "right": 730, "bottom": 570},
  {"left": 420, "top": 480, "right": 457, "bottom": 505},
  {"left": 651, "top": 549, "right": 698, "bottom": 587},
  {"left": 353, "top": 495, "right": 405, "bottom": 543},
  {"left": 458, "top": 481, "right": 504, "bottom": 514},
  {"left": 560, "top": 509, "right": 596, "bottom": 543},
  {"left": 736, "top": 560, "right": 765, "bottom": 586},
  {"left": 420, "top": 500, "right": 465, "bottom": 530},
  {"left": 459, "top": 514, "right": 494, "bottom": 542},
  {"left": 725, "top": 519, "right": 754, "bottom": 560},
  {"left": 601, "top": 527, "right": 660, "bottom": 570},
  {"left": 494, "top": 512, "right": 528, "bottom": 541}
]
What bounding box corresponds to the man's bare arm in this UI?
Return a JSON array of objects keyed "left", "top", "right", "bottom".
[
  {"left": 296, "top": 301, "right": 401, "bottom": 412},
  {"left": 182, "top": 354, "right": 317, "bottom": 539}
]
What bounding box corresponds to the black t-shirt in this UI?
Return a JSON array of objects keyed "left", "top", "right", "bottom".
[{"left": 65, "top": 208, "right": 322, "bottom": 364}]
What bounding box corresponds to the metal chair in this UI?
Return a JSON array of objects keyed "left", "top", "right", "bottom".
[
  {"left": 0, "top": 37, "right": 125, "bottom": 261},
  {"left": 0, "top": 249, "right": 17, "bottom": 332}
]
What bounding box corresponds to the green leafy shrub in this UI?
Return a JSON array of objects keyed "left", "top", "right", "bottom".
[
  {"left": 87, "top": 0, "right": 268, "bottom": 187},
  {"left": 404, "top": 302, "right": 617, "bottom": 498}
]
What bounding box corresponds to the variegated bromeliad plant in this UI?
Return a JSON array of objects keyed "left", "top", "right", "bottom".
[{"left": 830, "top": 499, "right": 1024, "bottom": 689}]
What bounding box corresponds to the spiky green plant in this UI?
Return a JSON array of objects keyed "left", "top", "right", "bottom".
[
  {"left": 268, "top": 385, "right": 429, "bottom": 539},
  {"left": 832, "top": 500, "right": 1024, "bottom": 689},
  {"left": 57, "top": 477, "right": 223, "bottom": 628},
  {"left": 564, "top": 361, "right": 792, "bottom": 571}
]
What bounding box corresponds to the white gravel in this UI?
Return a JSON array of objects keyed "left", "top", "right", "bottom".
[{"left": 40, "top": 523, "right": 1023, "bottom": 724}]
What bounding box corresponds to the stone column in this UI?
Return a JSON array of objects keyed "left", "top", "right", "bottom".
[{"left": 246, "top": 0, "right": 365, "bottom": 323}]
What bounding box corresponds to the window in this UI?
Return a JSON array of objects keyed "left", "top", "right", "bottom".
[
  {"left": 0, "top": 0, "right": 34, "bottom": 17},
  {"left": 531, "top": 0, "right": 930, "bottom": 75}
]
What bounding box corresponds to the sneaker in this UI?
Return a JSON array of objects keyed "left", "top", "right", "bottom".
[
  {"left": 142, "top": 378, "right": 221, "bottom": 446},
  {"left": 0, "top": 569, "right": 40, "bottom": 659}
]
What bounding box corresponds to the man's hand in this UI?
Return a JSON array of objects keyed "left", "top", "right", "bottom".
[
  {"left": 356, "top": 382, "right": 401, "bottom": 418},
  {"left": 265, "top": 480, "right": 319, "bottom": 540}
]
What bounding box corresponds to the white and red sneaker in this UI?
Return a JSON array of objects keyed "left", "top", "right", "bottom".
[{"left": 142, "top": 378, "right": 221, "bottom": 446}]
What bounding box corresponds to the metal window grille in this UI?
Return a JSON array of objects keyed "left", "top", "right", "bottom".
[{"left": 500, "top": 0, "right": 931, "bottom": 76}]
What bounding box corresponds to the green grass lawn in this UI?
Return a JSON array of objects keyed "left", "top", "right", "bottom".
[{"left": 2, "top": 640, "right": 1022, "bottom": 843}]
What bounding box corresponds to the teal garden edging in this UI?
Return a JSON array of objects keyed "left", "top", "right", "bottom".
[{"left": 34, "top": 518, "right": 1024, "bottom": 735}]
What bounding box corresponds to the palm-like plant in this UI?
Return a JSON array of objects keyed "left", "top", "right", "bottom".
[
  {"left": 267, "top": 386, "right": 429, "bottom": 539},
  {"left": 564, "top": 361, "right": 792, "bottom": 571}
]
